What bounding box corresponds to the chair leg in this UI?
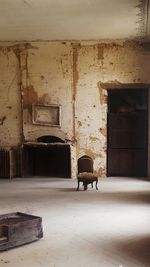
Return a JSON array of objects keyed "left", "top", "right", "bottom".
[
  {"left": 95, "top": 179, "right": 98, "bottom": 190},
  {"left": 77, "top": 180, "right": 80, "bottom": 191},
  {"left": 84, "top": 183, "right": 87, "bottom": 190}
]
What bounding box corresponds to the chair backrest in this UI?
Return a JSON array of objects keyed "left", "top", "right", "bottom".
[{"left": 78, "top": 155, "right": 93, "bottom": 174}]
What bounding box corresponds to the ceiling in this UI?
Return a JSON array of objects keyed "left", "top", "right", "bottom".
[{"left": 0, "top": 0, "right": 149, "bottom": 41}]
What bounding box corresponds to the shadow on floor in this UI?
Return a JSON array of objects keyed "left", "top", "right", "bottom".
[
  {"left": 94, "top": 191, "right": 150, "bottom": 204},
  {"left": 57, "top": 189, "right": 150, "bottom": 204},
  {"left": 112, "top": 235, "right": 150, "bottom": 267},
  {"left": 57, "top": 188, "right": 78, "bottom": 192}
]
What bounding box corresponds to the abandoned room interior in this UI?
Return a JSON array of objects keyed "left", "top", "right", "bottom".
[{"left": 0, "top": 0, "right": 150, "bottom": 266}]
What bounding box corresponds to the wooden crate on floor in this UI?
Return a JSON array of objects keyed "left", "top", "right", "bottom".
[{"left": 0, "top": 212, "right": 43, "bottom": 251}]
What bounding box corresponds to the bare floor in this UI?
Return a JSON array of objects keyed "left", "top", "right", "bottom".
[{"left": 0, "top": 177, "right": 150, "bottom": 267}]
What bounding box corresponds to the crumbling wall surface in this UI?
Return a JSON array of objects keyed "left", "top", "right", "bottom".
[
  {"left": 0, "top": 41, "right": 150, "bottom": 176},
  {"left": 75, "top": 41, "right": 150, "bottom": 176},
  {"left": 75, "top": 44, "right": 107, "bottom": 177},
  {"left": 22, "top": 42, "right": 73, "bottom": 142},
  {"left": 21, "top": 42, "right": 77, "bottom": 177},
  {"left": 0, "top": 47, "right": 22, "bottom": 147}
]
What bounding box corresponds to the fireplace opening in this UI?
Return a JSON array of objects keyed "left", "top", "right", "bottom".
[
  {"left": 22, "top": 136, "right": 71, "bottom": 178},
  {"left": 37, "top": 135, "right": 64, "bottom": 143}
]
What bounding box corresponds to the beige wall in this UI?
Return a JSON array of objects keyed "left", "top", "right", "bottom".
[
  {"left": 22, "top": 42, "right": 73, "bottom": 142},
  {"left": 0, "top": 41, "right": 150, "bottom": 176},
  {"left": 0, "top": 46, "right": 22, "bottom": 147}
]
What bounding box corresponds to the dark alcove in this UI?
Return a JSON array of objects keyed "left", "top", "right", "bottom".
[
  {"left": 107, "top": 89, "right": 148, "bottom": 177},
  {"left": 22, "top": 136, "right": 71, "bottom": 178}
]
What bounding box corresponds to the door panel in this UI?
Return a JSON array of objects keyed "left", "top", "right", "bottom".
[
  {"left": 107, "top": 149, "right": 147, "bottom": 176},
  {"left": 108, "top": 113, "right": 147, "bottom": 149},
  {"left": 107, "top": 89, "right": 148, "bottom": 177}
]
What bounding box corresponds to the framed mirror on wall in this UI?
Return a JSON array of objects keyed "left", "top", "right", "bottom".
[{"left": 32, "top": 104, "right": 61, "bottom": 127}]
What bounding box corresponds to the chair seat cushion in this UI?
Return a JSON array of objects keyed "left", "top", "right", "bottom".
[{"left": 77, "top": 172, "right": 98, "bottom": 179}]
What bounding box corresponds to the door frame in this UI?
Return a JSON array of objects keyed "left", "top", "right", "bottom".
[{"left": 99, "top": 83, "right": 150, "bottom": 179}]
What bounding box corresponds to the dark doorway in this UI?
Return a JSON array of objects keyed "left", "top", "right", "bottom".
[
  {"left": 107, "top": 89, "right": 148, "bottom": 177},
  {"left": 22, "top": 136, "right": 71, "bottom": 178}
]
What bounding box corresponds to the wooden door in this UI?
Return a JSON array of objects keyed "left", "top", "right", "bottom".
[{"left": 107, "top": 89, "right": 148, "bottom": 177}]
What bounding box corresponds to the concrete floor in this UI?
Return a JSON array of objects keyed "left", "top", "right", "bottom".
[{"left": 0, "top": 177, "right": 150, "bottom": 267}]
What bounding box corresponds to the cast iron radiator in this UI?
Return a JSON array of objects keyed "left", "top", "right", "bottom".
[{"left": 0, "top": 148, "right": 17, "bottom": 179}]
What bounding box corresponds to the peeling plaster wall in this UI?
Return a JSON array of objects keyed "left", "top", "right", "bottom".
[
  {"left": 22, "top": 42, "right": 73, "bottom": 142},
  {"left": 75, "top": 45, "right": 107, "bottom": 176},
  {"left": 21, "top": 42, "right": 77, "bottom": 177},
  {"left": 0, "top": 47, "right": 22, "bottom": 147},
  {"left": 0, "top": 41, "right": 150, "bottom": 176},
  {"left": 75, "top": 41, "right": 150, "bottom": 177}
]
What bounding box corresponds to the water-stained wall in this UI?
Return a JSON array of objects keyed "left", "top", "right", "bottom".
[
  {"left": 22, "top": 42, "right": 73, "bottom": 143},
  {"left": 0, "top": 41, "right": 150, "bottom": 177},
  {"left": 75, "top": 41, "right": 150, "bottom": 176},
  {"left": 0, "top": 46, "right": 22, "bottom": 147}
]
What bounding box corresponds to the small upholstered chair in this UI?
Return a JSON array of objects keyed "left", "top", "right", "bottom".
[{"left": 77, "top": 155, "right": 98, "bottom": 191}]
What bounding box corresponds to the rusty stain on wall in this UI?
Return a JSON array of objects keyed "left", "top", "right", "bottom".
[
  {"left": 97, "top": 43, "right": 117, "bottom": 60},
  {"left": 0, "top": 43, "right": 37, "bottom": 63},
  {"left": 97, "top": 44, "right": 105, "bottom": 60},
  {"left": 99, "top": 81, "right": 149, "bottom": 89},
  {"left": 0, "top": 116, "right": 6, "bottom": 125},
  {"left": 71, "top": 43, "right": 81, "bottom": 141},
  {"left": 23, "top": 86, "right": 51, "bottom": 109},
  {"left": 89, "top": 136, "right": 99, "bottom": 142},
  {"left": 60, "top": 58, "right": 67, "bottom": 78},
  {"left": 0, "top": 44, "right": 24, "bottom": 146},
  {"left": 77, "top": 121, "right": 82, "bottom": 127},
  {"left": 99, "top": 128, "right": 107, "bottom": 137},
  {"left": 0, "top": 44, "right": 20, "bottom": 59},
  {"left": 39, "top": 93, "right": 51, "bottom": 104},
  {"left": 96, "top": 40, "right": 150, "bottom": 57},
  {"left": 1, "top": 40, "right": 150, "bottom": 176},
  {"left": 23, "top": 85, "right": 38, "bottom": 109},
  {"left": 84, "top": 149, "right": 99, "bottom": 160},
  {"left": 72, "top": 43, "right": 80, "bottom": 101},
  {"left": 98, "top": 167, "right": 105, "bottom": 177},
  {"left": 97, "top": 82, "right": 108, "bottom": 105},
  {"left": 19, "top": 45, "right": 29, "bottom": 144},
  {"left": 97, "top": 43, "right": 121, "bottom": 61}
]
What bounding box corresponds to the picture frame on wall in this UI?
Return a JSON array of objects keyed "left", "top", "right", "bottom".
[{"left": 32, "top": 104, "right": 61, "bottom": 127}]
